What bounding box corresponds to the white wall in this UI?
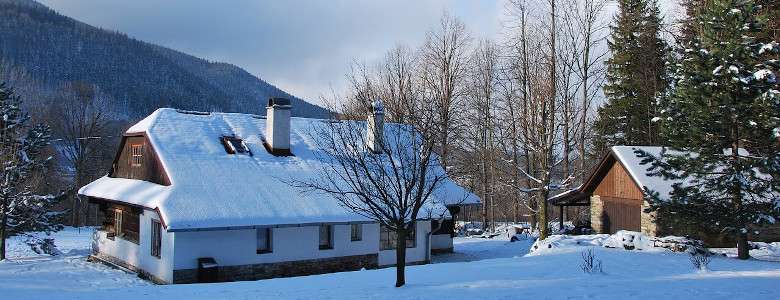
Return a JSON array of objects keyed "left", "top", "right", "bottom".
[
  {"left": 172, "top": 223, "right": 380, "bottom": 270},
  {"left": 431, "top": 234, "right": 453, "bottom": 250},
  {"left": 94, "top": 209, "right": 174, "bottom": 283},
  {"left": 378, "top": 221, "right": 431, "bottom": 266}
]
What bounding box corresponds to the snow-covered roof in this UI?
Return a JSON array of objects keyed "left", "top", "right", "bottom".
[
  {"left": 79, "top": 108, "right": 478, "bottom": 231},
  {"left": 611, "top": 146, "right": 676, "bottom": 198}
]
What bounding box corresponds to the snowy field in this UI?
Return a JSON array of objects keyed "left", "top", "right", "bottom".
[{"left": 1, "top": 228, "right": 780, "bottom": 300}]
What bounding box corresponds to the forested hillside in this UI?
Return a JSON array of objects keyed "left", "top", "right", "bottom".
[{"left": 0, "top": 0, "right": 329, "bottom": 119}]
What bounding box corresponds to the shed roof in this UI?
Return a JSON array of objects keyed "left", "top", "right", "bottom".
[{"left": 549, "top": 146, "right": 675, "bottom": 205}]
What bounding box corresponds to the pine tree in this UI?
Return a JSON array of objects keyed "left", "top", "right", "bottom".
[
  {"left": 642, "top": 0, "right": 780, "bottom": 259},
  {"left": 0, "top": 82, "right": 63, "bottom": 260},
  {"left": 594, "top": 0, "right": 668, "bottom": 152}
]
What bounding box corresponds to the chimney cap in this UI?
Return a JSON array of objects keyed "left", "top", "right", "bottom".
[
  {"left": 371, "top": 100, "right": 384, "bottom": 114},
  {"left": 268, "top": 97, "right": 292, "bottom": 107}
]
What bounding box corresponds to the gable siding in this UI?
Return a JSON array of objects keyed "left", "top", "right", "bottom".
[
  {"left": 593, "top": 161, "right": 643, "bottom": 201},
  {"left": 112, "top": 135, "right": 169, "bottom": 185}
]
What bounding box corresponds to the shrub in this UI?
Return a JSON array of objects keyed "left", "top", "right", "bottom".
[
  {"left": 581, "top": 248, "right": 604, "bottom": 274},
  {"left": 689, "top": 250, "right": 711, "bottom": 271}
]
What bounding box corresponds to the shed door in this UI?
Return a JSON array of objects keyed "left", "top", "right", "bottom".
[{"left": 601, "top": 197, "right": 641, "bottom": 234}]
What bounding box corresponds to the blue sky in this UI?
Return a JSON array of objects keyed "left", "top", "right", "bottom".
[{"left": 37, "top": 0, "right": 681, "bottom": 106}]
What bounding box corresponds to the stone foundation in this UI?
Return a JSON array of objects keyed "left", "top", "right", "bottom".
[
  {"left": 173, "top": 253, "right": 378, "bottom": 284},
  {"left": 589, "top": 195, "right": 604, "bottom": 233},
  {"left": 640, "top": 200, "right": 658, "bottom": 236},
  {"left": 431, "top": 247, "right": 454, "bottom": 254}
]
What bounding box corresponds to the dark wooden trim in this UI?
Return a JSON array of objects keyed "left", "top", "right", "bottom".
[
  {"left": 262, "top": 141, "right": 293, "bottom": 157},
  {"left": 153, "top": 207, "right": 168, "bottom": 230},
  {"left": 85, "top": 196, "right": 171, "bottom": 233},
  {"left": 570, "top": 148, "right": 647, "bottom": 198},
  {"left": 581, "top": 151, "right": 617, "bottom": 194},
  {"left": 86, "top": 196, "right": 148, "bottom": 210},
  {"left": 109, "top": 133, "right": 172, "bottom": 186}
]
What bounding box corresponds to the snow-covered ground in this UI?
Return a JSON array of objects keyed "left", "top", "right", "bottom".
[{"left": 1, "top": 227, "right": 779, "bottom": 299}]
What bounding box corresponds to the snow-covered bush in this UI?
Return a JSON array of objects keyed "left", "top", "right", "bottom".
[
  {"left": 603, "top": 230, "right": 705, "bottom": 253},
  {"left": 529, "top": 231, "right": 707, "bottom": 256},
  {"left": 528, "top": 234, "right": 610, "bottom": 255},
  {"left": 689, "top": 251, "right": 711, "bottom": 271},
  {"left": 603, "top": 231, "right": 655, "bottom": 250},
  {"left": 580, "top": 248, "right": 603, "bottom": 274}
]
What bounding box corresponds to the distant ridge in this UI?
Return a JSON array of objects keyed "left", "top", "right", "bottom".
[{"left": 0, "top": 0, "right": 330, "bottom": 119}]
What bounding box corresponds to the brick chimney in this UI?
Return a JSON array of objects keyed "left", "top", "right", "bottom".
[
  {"left": 366, "top": 100, "right": 384, "bottom": 153},
  {"left": 265, "top": 97, "right": 292, "bottom": 156}
]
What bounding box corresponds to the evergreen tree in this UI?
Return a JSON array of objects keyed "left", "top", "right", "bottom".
[
  {"left": 642, "top": 0, "right": 780, "bottom": 259},
  {"left": 594, "top": 0, "right": 668, "bottom": 152},
  {"left": 0, "top": 82, "right": 62, "bottom": 260}
]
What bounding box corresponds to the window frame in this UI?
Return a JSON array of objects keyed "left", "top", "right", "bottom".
[
  {"left": 379, "top": 223, "right": 416, "bottom": 250},
  {"left": 120, "top": 209, "right": 140, "bottom": 244},
  {"left": 350, "top": 224, "right": 362, "bottom": 241},
  {"left": 130, "top": 144, "right": 144, "bottom": 167},
  {"left": 112, "top": 209, "right": 123, "bottom": 240},
  {"left": 318, "top": 225, "right": 333, "bottom": 250},
  {"left": 256, "top": 228, "right": 272, "bottom": 254},
  {"left": 151, "top": 220, "right": 162, "bottom": 258},
  {"left": 222, "top": 136, "right": 251, "bottom": 155}
]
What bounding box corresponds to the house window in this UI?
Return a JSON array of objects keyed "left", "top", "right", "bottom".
[
  {"left": 257, "top": 228, "right": 272, "bottom": 254},
  {"left": 120, "top": 209, "right": 140, "bottom": 244},
  {"left": 221, "top": 136, "right": 251, "bottom": 155},
  {"left": 151, "top": 220, "right": 162, "bottom": 258},
  {"left": 107, "top": 209, "right": 122, "bottom": 239},
  {"left": 380, "top": 224, "right": 416, "bottom": 250},
  {"left": 130, "top": 144, "right": 143, "bottom": 167},
  {"left": 351, "top": 224, "right": 362, "bottom": 241},
  {"left": 319, "top": 225, "right": 333, "bottom": 250}
]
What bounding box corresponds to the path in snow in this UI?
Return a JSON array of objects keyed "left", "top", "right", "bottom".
[{"left": 432, "top": 236, "right": 534, "bottom": 263}]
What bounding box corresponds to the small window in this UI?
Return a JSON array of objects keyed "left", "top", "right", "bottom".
[
  {"left": 114, "top": 209, "right": 123, "bottom": 239},
  {"left": 257, "top": 228, "right": 272, "bottom": 254},
  {"left": 120, "top": 209, "right": 140, "bottom": 244},
  {"left": 130, "top": 144, "right": 143, "bottom": 167},
  {"left": 380, "top": 224, "right": 415, "bottom": 250},
  {"left": 351, "top": 224, "right": 362, "bottom": 241},
  {"left": 319, "top": 225, "right": 333, "bottom": 250},
  {"left": 221, "top": 136, "right": 251, "bottom": 155},
  {"left": 151, "top": 220, "right": 162, "bottom": 258}
]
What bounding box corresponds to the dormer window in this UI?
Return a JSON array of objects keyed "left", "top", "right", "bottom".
[
  {"left": 221, "top": 136, "right": 251, "bottom": 155},
  {"left": 130, "top": 144, "right": 143, "bottom": 167}
]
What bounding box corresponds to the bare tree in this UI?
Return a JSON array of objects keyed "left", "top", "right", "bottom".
[
  {"left": 377, "top": 45, "right": 419, "bottom": 124},
  {"left": 296, "top": 98, "right": 453, "bottom": 287},
  {"left": 420, "top": 12, "right": 471, "bottom": 171},
  {"left": 49, "top": 82, "right": 110, "bottom": 226},
  {"left": 467, "top": 40, "right": 500, "bottom": 232},
  {"left": 561, "top": 0, "right": 609, "bottom": 179}
]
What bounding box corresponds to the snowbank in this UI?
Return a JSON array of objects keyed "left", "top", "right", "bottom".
[
  {"left": 529, "top": 230, "right": 705, "bottom": 255},
  {"left": 2, "top": 228, "right": 780, "bottom": 299}
]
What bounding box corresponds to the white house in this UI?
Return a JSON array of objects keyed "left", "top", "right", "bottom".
[{"left": 78, "top": 99, "right": 478, "bottom": 284}]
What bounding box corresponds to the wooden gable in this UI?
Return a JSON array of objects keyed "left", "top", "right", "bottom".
[
  {"left": 110, "top": 134, "right": 170, "bottom": 185},
  {"left": 592, "top": 160, "right": 644, "bottom": 201}
]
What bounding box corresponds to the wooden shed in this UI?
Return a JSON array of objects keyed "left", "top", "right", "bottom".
[
  {"left": 550, "top": 146, "right": 663, "bottom": 235},
  {"left": 551, "top": 146, "right": 780, "bottom": 246}
]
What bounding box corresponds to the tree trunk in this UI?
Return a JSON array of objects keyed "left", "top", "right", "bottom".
[
  {"left": 395, "top": 228, "right": 407, "bottom": 287},
  {"left": 736, "top": 231, "right": 750, "bottom": 260},
  {"left": 0, "top": 202, "right": 7, "bottom": 261}
]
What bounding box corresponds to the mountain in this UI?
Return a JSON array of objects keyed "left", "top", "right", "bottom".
[{"left": 0, "top": 0, "right": 329, "bottom": 119}]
